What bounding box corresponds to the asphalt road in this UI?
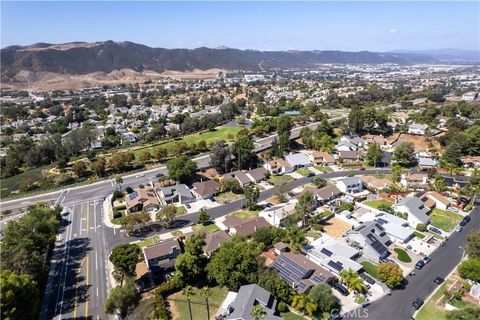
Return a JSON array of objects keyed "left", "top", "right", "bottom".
[{"left": 349, "top": 206, "right": 480, "bottom": 320}]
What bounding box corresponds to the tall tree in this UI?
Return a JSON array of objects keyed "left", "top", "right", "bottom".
[
  {"left": 307, "top": 284, "right": 336, "bottom": 315},
  {"left": 232, "top": 133, "right": 257, "bottom": 170},
  {"left": 167, "top": 155, "right": 197, "bottom": 184},
  {"left": 466, "top": 230, "right": 480, "bottom": 259},
  {"left": 277, "top": 115, "right": 293, "bottom": 155},
  {"left": 175, "top": 233, "right": 207, "bottom": 283},
  {"left": 200, "top": 287, "right": 212, "bottom": 320},
  {"left": 294, "top": 191, "right": 315, "bottom": 228},
  {"left": 348, "top": 106, "right": 364, "bottom": 135},
  {"left": 91, "top": 158, "right": 106, "bottom": 177},
  {"left": 156, "top": 205, "right": 177, "bottom": 227},
  {"left": 365, "top": 143, "right": 383, "bottom": 167},
  {"left": 104, "top": 278, "right": 139, "bottom": 318},
  {"left": 441, "top": 142, "right": 462, "bottom": 168},
  {"left": 1, "top": 270, "right": 40, "bottom": 320},
  {"left": 244, "top": 185, "right": 260, "bottom": 210},
  {"left": 109, "top": 244, "right": 140, "bottom": 285},
  {"left": 182, "top": 285, "right": 195, "bottom": 320},
  {"left": 393, "top": 142, "right": 417, "bottom": 167},
  {"left": 377, "top": 262, "right": 403, "bottom": 288},
  {"left": 210, "top": 141, "right": 231, "bottom": 173}
]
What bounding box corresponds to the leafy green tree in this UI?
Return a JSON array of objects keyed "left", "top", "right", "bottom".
[
  {"left": 206, "top": 237, "right": 261, "bottom": 290},
  {"left": 307, "top": 283, "right": 336, "bottom": 314},
  {"left": 1, "top": 270, "right": 40, "bottom": 320},
  {"left": 210, "top": 141, "right": 231, "bottom": 173},
  {"left": 167, "top": 155, "right": 197, "bottom": 183},
  {"left": 109, "top": 244, "right": 140, "bottom": 285},
  {"left": 446, "top": 306, "right": 480, "bottom": 320},
  {"left": 466, "top": 230, "right": 480, "bottom": 259},
  {"left": 251, "top": 305, "right": 266, "bottom": 320},
  {"left": 91, "top": 158, "right": 106, "bottom": 177},
  {"left": 365, "top": 143, "right": 383, "bottom": 167},
  {"left": 139, "top": 151, "right": 152, "bottom": 163},
  {"left": 377, "top": 262, "right": 403, "bottom": 288},
  {"left": 244, "top": 185, "right": 260, "bottom": 210},
  {"left": 232, "top": 133, "right": 257, "bottom": 170},
  {"left": 458, "top": 259, "right": 480, "bottom": 282},
  {"left": 313, "top": 177, "right": 327, "bottom": 188},
  {"left": 104, "top": 278, "right": 139, "bottom": 318},
  {"left": 175, "top": 233, "right": 207, "bottom": 283},
  {"left": 155, "top": 148, "right": 168, "bottom": 161},
  {"left": 285, "top": 226, "right": 306, "bottom": 252},
  {"left": 156, "top": 205, "right": 177, "bottom": 226},
  {"left": 393, "top": 142, "right": 417, "bottom": 167},
  {"left": 294, "top": 191, "right": 316, "bottom": 228},
  {"left": 198, "top": 209, "right": 210, "bottom": 225},
  {"left": 441, "top": 142, "right": 462, "bottom": 168},
  {"left": 466, "top": 125, "right": 480, "bottom": 156},
  {"left": 277, "top": 116, "right": 293, "bottom": 155},
  {"left": 72, "top": 161, "right": 87, "bottom": 178},
  {"left": 348, "top": 106, "right": 364, "bottom": 135}
]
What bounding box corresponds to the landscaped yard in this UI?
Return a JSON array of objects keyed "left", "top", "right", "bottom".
[
  {"left": 168, "top": 286, "right": 228, "bottom": 320},
  {"left": 280, "top": 311, "right": 307, "bottom": 320},
  {"left": 135, "top": 235, "right": 160, "bottom": 248},
  {"left": 176, "top": 206, "right": 187, "bottom": 215},
  {"left": 268, "top": 175, "right": 293, "bottom": 185},
  {"left": 416, "top": 280, "right": 452, "bottom": 320},
  {"left": 230, "top": 210, "right": 259, "bottom": 220},
  {"left": 314, "top": 165, "right": 333, "bottom": 173},
  {"left": 363, "top": 199, "right": 393, "bottom": 210},
  {"left": 429, "top": 209, "right": 463, "bottom": 232},
  {"left": 0, "top": 166, "right": 45, "bottom": 198},
  {"left": 294, "top": 168, "right": 311, "bottom": 177},
  {"left": 393, "top": 248, "right": 412, "bottom": 263},
  {"left": 192, "top": 223, "right": 220, "bottom": 233},
  {"left": 133, "top": 126, "right": 244, "bottom": 159},
  {"left": 414, "top": 231, "right": 426, "bottom": 239},
  {"left": 215, "top": 191, "right": 243, "bottom": 204},
  {"left": 361, "top": 261, "right": 379, "bottom": 279}
]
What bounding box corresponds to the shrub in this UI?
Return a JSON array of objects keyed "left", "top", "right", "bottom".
[
  {"left": 277, "top": 301, "right": 288, "bottom": 313},
  {"left": 125, "top": 187, "right": 134, "bottom": 194},
  {"left": 416, "top": 223, "right": 427, "bottom": 232},
  {"left": 113, "top": 209, "right": 122, "bottom": 219},
  {"left": 113, "top": 190, "right": 123, "bottom": 200}
]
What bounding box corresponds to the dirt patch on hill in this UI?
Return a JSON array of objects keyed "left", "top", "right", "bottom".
[{"left": 388, "top": 133, "right": 442, "bottom": 152}]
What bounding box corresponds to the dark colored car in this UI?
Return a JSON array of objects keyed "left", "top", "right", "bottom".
[
  {"left": 429, "top": 226, "right": 443, "bottom": 235},
  {"left": 412, "top": 298, "right": 424, "bottom": 310},
  {"left": 155, "top": 173, "right": 164, "bottom": 178},
  {"left": 415, "top": 260, "right": 426, "bottom": 269},
  {"left": 460, "top": 216, "right": 471, "bottom": 226},
  {"left": 360, "top": 273, "right": 376, "bottom": 285},
  {"left": 332, "top": 282, "right": 349, "bottom": 296},
  {"left": 434, "top": 277, "right": 444, "bottom": 284},
  {"left": 306, "top": 172, "right": 315, "bottom": 177},
  {"left": 459, "top": 220, "right": 467, "bottom": 227}
]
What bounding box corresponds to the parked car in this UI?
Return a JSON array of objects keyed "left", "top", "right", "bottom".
[
  {"left": 428, "top": 226, "right": 443, "bottom": 235},
  {"left": 155, "top": 173, "right": 165, "bottom": 178},
  {"left": 412, "top": 298, "right": 424, "bottom": 310},
  {"left": 415, "top": 260, "right": 425, "bottom": 269},
  {"left": 422, "top": 256, "right": 431, "bottom": 264},
  {"left": 460, "top": 216, "right": 471, "bottom": 227},
  {"left": 434, "top": 277, "right": 444, "bottom": 284},
  {"left": 360, "top": 273, "right": 376, "bottom": 285},
  {"left": 447, "top": 207, "right": 459, "bottom": 213},
  {"left": 306, "top": 172, "right": 315, "bottom": 177},
  {"left": 332, "top": 282, "right": 349, "bottom": 296}
]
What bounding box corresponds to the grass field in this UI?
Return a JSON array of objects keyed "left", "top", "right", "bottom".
[
  {"left": 268, "top": 175, "right": 293, "bottom": 185},
  {"left": 231, "top": 210, "right": 259, "bottom": 220},
  {"left": 295, "top": 168, "right": 311, "bottom": 177},
  {"left": 361, "top": 261, "right": 379, "bottom": 279},
  {"left": 168, "top": 286, "right": 228, "bottom": 320},
  {"left": 394, "top": 248, "right": 412, "bottom": 263},
  {"left": 192, "top": 223, "right": 220, "bottom": 233},
  {"left": 280, "top": 311, "right": 307, "bottom": 320},
  {"left": 314, "top": 165, "right": 333, "bottom": 173},
  {"left": 215, "top": 191, "right": 243, "bottom": 204},
  {"left": 133, "top": 126, "right": 243, "bottom": 159},
  {"left": 416, "top": 280, "right": 451, "bottom": 320},
  {"left": 430, "top": 209, "right": 462, "bottom": 232},
  {"left": 176, "top": 206, "right": 187, "bottom": 215},
  {"left": 135, "top": 235, "right": 160, "bottom": 248},
  {"left": 0, "top": 166, "right": 45, "bottom": 198},
  {"left": 363, "top": 200, "right": 393, "bottom": 210}
]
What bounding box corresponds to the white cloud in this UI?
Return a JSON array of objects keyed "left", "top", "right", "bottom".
[{"left": 389, "top": 28, "right": 398, "bottom": 33}]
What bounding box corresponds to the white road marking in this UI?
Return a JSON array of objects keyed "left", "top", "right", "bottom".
[
  {"left": 95, "top": 251, "right": 98, "bottom": 271},
  {"left": 56, "top": 205, "right": 74, "bottom": 319},
  {"left": 97, "top": 287, "right": 99, "bottom": 297}
]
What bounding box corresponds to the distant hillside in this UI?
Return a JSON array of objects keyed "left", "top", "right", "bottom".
[
  {"left": 1, "top": 41, "right": 439, "bottom": 80},
  {"left": 390, "top": 49, "right": 480, "bottom": 63}
]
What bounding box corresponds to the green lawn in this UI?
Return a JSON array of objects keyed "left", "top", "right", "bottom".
[
  {"left": 168, "top": 286, "right": 228, "bottom": 320},
  {"left": 231, "top": 210, "right": 259, "bottom": 220},
  {"left": 268, "top": 175, "right": 293, "bottom": 185},
  {"left": 305, "top": 229, "right": 322, "bottom": 240},
  {"left": 416, "top": 280, "right": 452, "bottom": 320},
  {"left": 0, "top": 166, "right": 45, "bottom": 198},
  {"left": 430, "top": 209, "right": 463, "bottom": 232},
  {"left": 176, "top": 206, "right": 187, "bottom": 215},
  {"left": 363, "top": 200, "right": 393, "bottom": 210},
  {"left": 361, "top": 261, "right": 379, "bottom": 279},
  {"left": 414, "top": 231, "right": 426, "bottom": 239},
  {"left": 171, "top": 230, "right": 184, "bottom": 238},
  {"left": 314, "top": 165, "right": 333, "bottom": 173},
  {"left": 215, "top": 191, "right": 243, "bottom": 204},
  {"left": 135, "top": 235, "right": 160, "bottom": 248},
  {"left": 393, "top": 248, "right": 412, "bottom": 263},
  {"left": 129, "top": 296, "right": 155, "bottom": 320},
  {"left": 280, "top": 311, "right": 307, "bottom": 320},
  {"left": 133, "top": 126, "right": 243, "bottom": 159},
  {"left": 192, "top": 223, "right": 220, "bottom": 234},
  {"left": 295, "top": 168, "right": 311, "bottom": 177}
]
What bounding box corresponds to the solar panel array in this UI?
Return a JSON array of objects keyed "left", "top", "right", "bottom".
[
  {"left": 320, "top": 248, "right": 333, "bottom": 257},
  {"left": 129, "top": 192, "right": 138, "bottom": 200},
  {"left": 311, "top": 274, "right": 327, "bottom": 284},
  {"left": 271, "top": 255, "right": 310, "bottom": 285},
  {"left": 327, "top": 260, "right": 343, "bottom": 272}
]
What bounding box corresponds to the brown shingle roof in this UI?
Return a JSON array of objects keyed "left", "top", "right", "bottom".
[
  {"left": 203, "top": 230, "right": 231, "bottom": 255},
  {"left": 233, "top": 217, "right": 271, "bottom": 237},
  {"left": 143, "top": 238, "right": 181, "bottom": 260},
  {"left": 193, "top": 180, "right": 220, "bottom": 197}
]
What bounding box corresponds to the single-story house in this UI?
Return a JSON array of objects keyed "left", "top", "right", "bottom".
[
  {"left": 203, "top": 230, "right": 231, "bottom": 257},
  {"left": 225, "top": 284, "right": 282, "bottom": 320},
  {"left": 373, "top": 212, "right": 414, "bottom": 244},
  {"left": 259, "top": 200, "right": 297, "bottom": 227},
  {"left": 361, "top": 175, "right": 393, "bottom": 192},
  {"left": 285, "top": 153, "right": 311, "bottom": 169},
  {"left": 158, "top": 184, "right": 195, "bottom": 205},
  {"left": 298, "top": 185, "right": 342, "bottom": 206},
  {"left": 246, "top": 166, "right": 268, "bottom": 183},
  {"left": 408, "top": 123, "right": 429, "bottom": 135},
  {"left": 338, "top": 150, "right": 363, "bottom": 162},
  {"left": 223, "top": 171, "right": 252, "bottom": 188},
  {"left": 192, "top": 180, "right": 220, "bottom": 199},
  {"left": 425, "top": 191, "right": 451, "bottom": 211},
  {"left": 227, "top": 216, "right": 271, "bottom": 237}
]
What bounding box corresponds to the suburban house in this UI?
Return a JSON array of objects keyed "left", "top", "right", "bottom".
[
  {"left": 336, "top": 177, "right": 363, "bottom": 194},
  {"left": 259, "top": 200, "right": 297, "bottom": 227},
  {"left": 361, "top": 175, "right": 393, "bottom": 192},
  {"left": 337, "top": 136, "right": 365, "bottom": 151},
  {"left": 346, "top": 221, "right": 392, "bottom": 262},
  {"left": 203, "top": 230, "right": 231, "bottom": 257},
  {"left": 401, "top": 173, "right": 429, "bottom": 189},
  {"left": 225, "top": 284, "right": 281, "bottom": 320},
  {"left": 408, "top": 123, "right": 429, "bottom": 135},
  {"left": 336, "top": 140, "right": 357, "bottom": 151},
  {"left": 270, "top": 252, "right": 335, "bottom": 293},
  {"left": 298, "top": 185, "right": 342, "bottom": 206},
  {"left": 223, "top": 170, "right": 252, "bottom": 187},
  {"left": 305, "top": 235, "right": 362, "bottom": 276},
  {"left": 158, "top": 184, "right": 195, "bottom": 205},
  {"left": 425, "top": 191, "right": 451, "bottom": 211},
  {"left": 143, "top": 238, "right": 182, "bottom": 276},
  {"left": 394, "top": 196, "right": 430, "bottom": 228},
  {"left": 338, "top": 150, "right": 363, "bottom": 162},
  {"left": 263, "top": 158, "right": 293, "bottom": 175},
  {"left": 192, "top": 180, "right": 220, "bottom": 199},
  {"left": 305, "top": 151, "right": 336, "bottom": 166},
  {"left": 125, "top": 188, "right": 160, "bottom": 212},
  {"left": 246, "top": 166, "right": 268, "bottom": 183},
  {"left": 461, "top": 156, "right": 480, "bottom": 168},
  {"left": 226, "top": 216, "right": 271, "bottom": 237},
  {"left": 285, "top": 152, "right": 311, "bottom": 169},
  {"left": 372, "top": 212, "right": 414, "bottom": 244},
  {"left": 416, "top": 157, "right": 437, "bottom": 169}
]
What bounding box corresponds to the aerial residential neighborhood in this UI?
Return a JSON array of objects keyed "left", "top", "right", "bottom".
[{"left": 1, "top": 2, "right": 479, "bottom": 320}]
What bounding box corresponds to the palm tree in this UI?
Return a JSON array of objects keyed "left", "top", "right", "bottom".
[
  {"left": 182, "top": 285, "right": 195, "bottom": 320},
  {"left": 200, "top": 286, "right": 212, "bottom": 320},
  {"left": 250, "top": 304, "right": 266, "bottom": 320},
  {"left": 349, "top": 276, "right": 366, "bottom": 294},
  {"left": 339, "top": 268, "right": 357, "bottom": 287},
  {"left": 115, "top": 175, "right": 123, "bottom": 192}
]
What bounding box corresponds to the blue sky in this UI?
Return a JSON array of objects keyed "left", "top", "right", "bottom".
[{"left": 1, "top": 1, "right": 479, "bottom": 51}]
